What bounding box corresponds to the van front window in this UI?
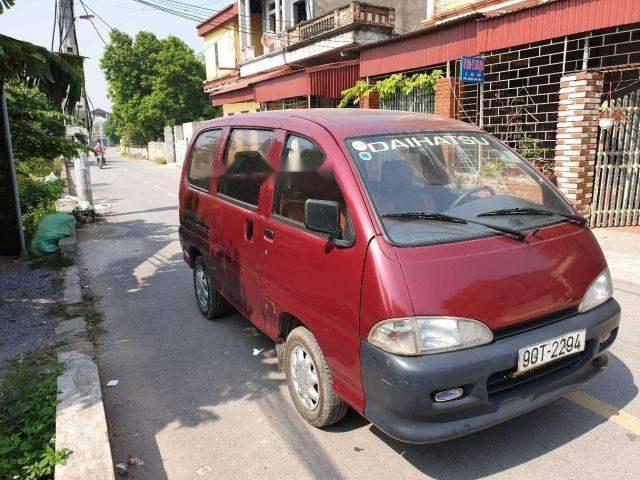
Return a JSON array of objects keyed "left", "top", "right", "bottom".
[{"left": 346, "top": 132, "right": 576, "bottom": 246}]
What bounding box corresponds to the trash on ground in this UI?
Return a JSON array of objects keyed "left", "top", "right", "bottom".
[
  {"left": 94, "top": 203, "right": 112, "bottom": 215},
  {"left": 196, "top": 465, "right": 212, "bottom": 476},
  {"left": 43, "top": 172, "right": 60, "bottom": 183},
  {"left": 55, "top": 195, "right": 81, "bottom": 213},
  {"left": 128, "top": 456, "right": 144, "bottom": 466},
  {"left": 115, "top": 463, "right": 128, "bottom": 476},
  {"left": 29, "top": 213, "right": 76, "bottom": 257},
  {"left": 253, "top": 348, "right": 263, "bottom": 356},
  {"left": 106, "top": 379, "right": 119, "bottom": 387}
]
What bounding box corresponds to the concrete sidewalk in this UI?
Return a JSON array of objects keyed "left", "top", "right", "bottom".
[{"left": 592, "top": 227, "right": 640, "bottom": 286}]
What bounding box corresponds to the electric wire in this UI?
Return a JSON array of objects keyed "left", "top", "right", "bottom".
[{"left": 79, "top": 0, "right": 109, "bottom": 46}]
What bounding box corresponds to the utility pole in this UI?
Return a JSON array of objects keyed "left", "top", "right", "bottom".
[
  {"left": 57, "top": 0, "right": 93, "bottom": 204},
  {"left": 0, "top": 82, "right": 27, "bottom": 257}
]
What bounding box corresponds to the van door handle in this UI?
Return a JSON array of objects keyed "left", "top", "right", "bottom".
[
  {"left": 246, "top": 219, "right": 254, "bottom": 240},
  {"left": 264, "top": 228, "right": 274, "bottom": 240}
]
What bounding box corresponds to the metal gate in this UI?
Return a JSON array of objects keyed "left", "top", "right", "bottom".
[
  {"left": 380, "top": 90, "right": 435, "bottom": 113},
  {"left": 591, "top": 88, "right": 640, "bottom": 227}
]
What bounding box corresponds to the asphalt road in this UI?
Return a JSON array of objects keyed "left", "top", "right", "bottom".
[{"left": 78, "top": 150, "right": 640, "bottom": 480}]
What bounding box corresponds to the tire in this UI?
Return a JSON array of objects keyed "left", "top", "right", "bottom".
[
  {"left": 284, "top": 326, "right": 348, "bottom": 427},
  {"left": 193, "top": 256, "right": 230, "bottom": 320}
]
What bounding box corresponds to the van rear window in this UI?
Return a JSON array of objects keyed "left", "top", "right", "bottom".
[
  {"left": 218, "top": 129, "right": 274, "bottom": 206},
  {"left": 187, "top": 130, "right": 222, "bottom": 192}
]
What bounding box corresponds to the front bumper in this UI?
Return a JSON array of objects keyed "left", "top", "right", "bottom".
[{"left": 361, "top": 299, "right": 621, "bottom": 444}]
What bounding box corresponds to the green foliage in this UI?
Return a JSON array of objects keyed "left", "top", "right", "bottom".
[
  {"left": 0, "top": 0, "right": 17, "bottom": 15},
  {"left": 0, "top": 34, "right": 82, "bottom": 113},
  {"left": 17, "top": 178, "right": 64, "bottom": 243},
  {"left": 101, "top": 30, "right": 217, "bottom": 145},
  {"left": 518, "top": 134, "right": 545, "bottom": 160},
  {"left": 103, "top": 115, "right": 120, "bottom": 145},
  {"left": 339, "top": 71, "right": 443, "bottom": 108},
  {"left": 0, "top": 349, "right": 71, "bottom": 479},
  {"left": 5, "top": 83, "right": 88, "bottom": 168},
  {"left": 338, "top": 80, "right": 371, "bottom": 108},
  {"left": 402, "top": 70, "right": 443, "bottom": 95},
  {"left": 375, "top": 73, "right": 405, "bottom": 100}
]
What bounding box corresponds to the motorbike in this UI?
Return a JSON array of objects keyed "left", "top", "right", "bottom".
[{"left": 96, "top": 151, "right": 106, "bottom": 169}]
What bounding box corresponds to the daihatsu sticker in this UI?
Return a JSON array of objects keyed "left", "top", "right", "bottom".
[{"left": 354, "top": 134, "right": 490, "bottom": 154}]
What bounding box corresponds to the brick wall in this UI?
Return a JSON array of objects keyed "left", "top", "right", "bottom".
[
  {"left": 552, "top": 72, "right": 603, "bottom": 214},
  {"left": 359, "top": 90, "right": 380, "bottom": 109},
  {"left": 460, "top": 23, "right": 640, "bottom": 163},
  {"left": 434, "top": 77, "right": 463, "bottom": 119}
]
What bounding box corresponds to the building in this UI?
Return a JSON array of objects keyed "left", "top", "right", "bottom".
[
  {"left": 356, "top": 0, "right": 640, "bottom": 227},
  {"left": 91, "top": 108, "right": 110, "bottom": 147},
  {"left": 197, "top": 3, "right": 257, "bottom": 115},
  {"left": 199, "top": 1, "right": 414, "bottom": 114}
]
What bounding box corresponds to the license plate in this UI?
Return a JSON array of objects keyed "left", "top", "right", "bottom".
[{"left": 517, "top": 329, "right": 586, "bottom": 374}]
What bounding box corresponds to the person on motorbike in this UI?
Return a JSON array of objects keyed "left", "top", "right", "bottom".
[{"left": 94, "top": 143, "right": 106, "bottom": 168}]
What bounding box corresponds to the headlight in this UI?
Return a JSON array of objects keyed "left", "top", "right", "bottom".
[
  {"left": 368, "top": 317, "right": 493, "bottom": 356},
  {"left": 579, "top": 269, "right": 613, "bottom": 313}
]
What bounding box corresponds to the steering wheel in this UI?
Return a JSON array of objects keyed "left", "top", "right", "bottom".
[{"left": 450, "top": 185, "right": 496, "bottom": 209}]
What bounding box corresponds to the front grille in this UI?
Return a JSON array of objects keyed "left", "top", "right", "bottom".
[
  {"left": 493, "top": 306, "right": 578, "bottom": 341},
  {"left": 486, "top": 349, "right": 589, "bottom": 396}
]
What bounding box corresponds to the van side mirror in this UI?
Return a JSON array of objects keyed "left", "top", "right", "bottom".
[{"left": 304, "top": 199, "right": 341, "bottom": 239}]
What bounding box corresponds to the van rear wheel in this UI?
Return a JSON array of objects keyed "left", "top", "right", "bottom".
[
  {"left": 193, "top": 257, "right": 230, "bottom": 320},
  {"left": 284, "top": 327, "right": 348, "bottom": 427}
]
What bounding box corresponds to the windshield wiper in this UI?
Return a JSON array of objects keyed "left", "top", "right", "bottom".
[
  {"left": 383, "top": 212, "right": 468, "bottom": 223},
  {"left": 382, "top": 212, "right": 526, "bottom": 242},
  {"left": 478, "top": 207, "right": 587, "bottom": 226}
]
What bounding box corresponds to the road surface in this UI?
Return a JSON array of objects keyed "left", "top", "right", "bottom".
[{"left": 78, "top": 150, "right": 640, "bottom": 480}]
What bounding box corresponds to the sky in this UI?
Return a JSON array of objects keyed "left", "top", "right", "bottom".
[{"left": 0, "top": 0, "right": 232, "bottom": 111}]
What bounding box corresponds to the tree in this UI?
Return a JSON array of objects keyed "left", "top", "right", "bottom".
[
  {"left": 5, "top": 83, "right": 86, "bottom": 169},
  {"left": 0, "top": 33, "right": 83, "bottom": 256},
  {"left": 101, "top": 30, "right": 217, "bottom": 145}
]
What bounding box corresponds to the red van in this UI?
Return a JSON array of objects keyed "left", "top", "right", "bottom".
[{"left": 179, "top": 109, "right": 620, "bottom": 443}]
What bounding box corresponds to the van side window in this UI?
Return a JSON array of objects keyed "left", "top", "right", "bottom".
[
  {"left": 187, "top": 130, "right": 222, "bottom": 192},
  {"left": 274, "top": 135, "right": 352, "bottom": 237},
  {"left": 218, "top": 129, "right": 274, "bottom": 206}
]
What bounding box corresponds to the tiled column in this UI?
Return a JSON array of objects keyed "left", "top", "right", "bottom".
[
  {"left": 553, "top": 72, "right": 603, "bottom": 215},
  {"left": 434, "top": 77, "right": 463, "bottom": 119}
]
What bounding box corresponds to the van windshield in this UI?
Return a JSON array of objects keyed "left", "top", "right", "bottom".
[{"left": 346, "top": 132, "right": 576, "bottom": 246}]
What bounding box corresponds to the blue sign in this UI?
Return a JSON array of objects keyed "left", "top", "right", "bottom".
[{"left": 461, "top": 56, "right": 485, "bottom": 84}]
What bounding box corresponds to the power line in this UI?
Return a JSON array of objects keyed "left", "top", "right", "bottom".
[
  {"left": 79, "top": 0, "right": 109, "bottom": 46},
  {"left": 81, "top": 0, "right": 114, "bottom": 31}
]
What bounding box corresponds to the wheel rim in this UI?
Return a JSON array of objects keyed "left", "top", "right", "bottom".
[
  {"left": 290, "top": 345, "right": 320, "bottom": 411},
  {"left": 195, "top": 267, "right": 209, "bottom": 310}
]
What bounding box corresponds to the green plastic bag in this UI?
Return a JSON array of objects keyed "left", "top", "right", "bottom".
[{"left": 29, "top": 213, "right": 76, "bottom": 257}]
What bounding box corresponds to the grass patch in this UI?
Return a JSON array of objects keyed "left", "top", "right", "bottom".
[
  {"left": 0, "top": 347, "right": 71, "bottom": 480},
  {"left": 51, "top": 276, "right": 64, "bottom": 292},
  {"left": 153, "top": 157, "right": 167, "bottom": 165},
  {"left": 29, "top": 254, "right": 74, "bottom": 272}
]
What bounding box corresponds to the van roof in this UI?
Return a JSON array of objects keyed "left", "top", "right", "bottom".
[{"left": 200, "top": 109, "right": 482, "bottom": 139}]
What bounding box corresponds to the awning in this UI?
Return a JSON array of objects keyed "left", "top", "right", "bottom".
[
  {"left": 254, "top": 71, "right": 309, "bottom": 103},
  {"left": 211, "top": 60, "right": 360, "bottom": 106},
  {"left": 360, "top": 0, "right": 640, "bottom": 78}
]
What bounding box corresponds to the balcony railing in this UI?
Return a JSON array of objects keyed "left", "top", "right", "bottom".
[{"left": 287, "top": 2, "right": 395, "bottom": 46}]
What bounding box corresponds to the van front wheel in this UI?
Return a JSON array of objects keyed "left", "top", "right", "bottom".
[
  {"left": 284, "top": 327, "right": 348, "bottom": 427},
  {"left": 193, "top": 257, "right": 230, "bottom": 320}
]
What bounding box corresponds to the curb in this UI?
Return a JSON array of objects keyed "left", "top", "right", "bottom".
[{"left": 55, "top": 232, "right": 115, "bottom": 480}]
